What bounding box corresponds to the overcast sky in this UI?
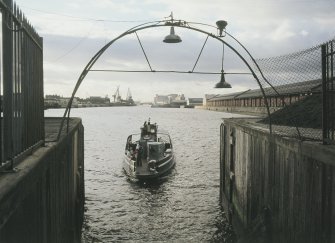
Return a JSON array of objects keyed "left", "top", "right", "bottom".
[{"left": 15, "top": 0, "right": 335, "bottom": 102}]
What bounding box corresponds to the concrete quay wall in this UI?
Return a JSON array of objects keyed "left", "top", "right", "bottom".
[
  {"left": 220, "top": 118, "right": 335, "bottom": 242},
  {"left": 0, "top": 118, "right": 84, "bottom": 243}
]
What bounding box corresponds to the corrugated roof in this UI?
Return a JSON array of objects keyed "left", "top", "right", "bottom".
[
  {"left": 205, "top": 94, "right": 219, "bottom": 99},
  {"left": 188, "top": 98, "right": 203, "bottom": 102},
  {"left": 208, "top": 79, "right": 321, "bottom": 101}
]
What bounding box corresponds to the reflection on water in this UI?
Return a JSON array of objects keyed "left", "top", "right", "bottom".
[{"left": 45, "top": 106, "right": 239, "bottom": 242}]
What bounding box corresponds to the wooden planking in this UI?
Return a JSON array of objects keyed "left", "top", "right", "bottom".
[
  {"left": 220, "top": 120, "right": 335, "bottom": 242},
  {"left": 331, "top": 166, "right": 335, "bottom": 243},
  {"left": 0, "top": 118, "right": 84, "bottom": 243}
]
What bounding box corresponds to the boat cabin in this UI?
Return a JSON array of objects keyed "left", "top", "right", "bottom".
[{"left": 141, "top": 120, "right": 158, "bottom": 141}]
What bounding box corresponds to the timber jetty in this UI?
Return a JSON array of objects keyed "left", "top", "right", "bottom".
[{"left": 0, "top": 2, "right": 84, "bottom": 242}]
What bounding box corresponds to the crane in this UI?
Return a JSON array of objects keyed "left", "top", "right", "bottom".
[
  {"left": 126, "top": 88, "right": 134, "bottom": 105},
  {"left": 126, "top": 88, "right": 132, "bottom": 101},
  {"left": 112, "top": 86, "right": 121, "bottom": 103}
]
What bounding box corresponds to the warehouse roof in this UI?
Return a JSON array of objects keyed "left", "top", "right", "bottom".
[{"left": 208, "top": 79, "right": 321, "bottom": 101}]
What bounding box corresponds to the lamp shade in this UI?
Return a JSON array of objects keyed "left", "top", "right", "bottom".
[
  {"left": 163, "top": 26, "right": 182, "bottom": 43},
  {"left": 216, "top": 20, "right": 228, "bottom": 37},
  {"left": 214, "top": 71, "right": 232, "bottom": 88}
]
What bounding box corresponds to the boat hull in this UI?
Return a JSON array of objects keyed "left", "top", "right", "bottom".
[
  {"left": 123, "top": 154, "right": 175, "bottom": 180},
  {"left": 123, "top": 121, "right": 175, "bottom": 181}
]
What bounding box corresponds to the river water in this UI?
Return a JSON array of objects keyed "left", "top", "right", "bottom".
[{"left": 46, "top": 106, "right": 241, "bottom": 242}]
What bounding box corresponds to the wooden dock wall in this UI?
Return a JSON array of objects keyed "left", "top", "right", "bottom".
[
  {"left": 220, "top": 118, "right": 335, "bottom": 242},
  {"left": 0, "top": 118, "right": 84, "bottom": 243}
]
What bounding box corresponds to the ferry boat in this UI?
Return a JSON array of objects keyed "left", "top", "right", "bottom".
[{"left": 123, "top": 119, "right": 175, "bottom": 180}]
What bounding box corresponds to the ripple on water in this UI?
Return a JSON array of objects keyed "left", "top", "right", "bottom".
[{"left": 46, "top": 107, "right": 236, "bottom": 242}]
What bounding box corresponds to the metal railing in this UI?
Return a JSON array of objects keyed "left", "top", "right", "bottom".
[{"left": 0, "top": 0, "right": 44, "bottom": 170}]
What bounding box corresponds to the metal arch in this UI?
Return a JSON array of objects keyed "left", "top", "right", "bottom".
[{"left": 56, "top": 19, "right": 273, "bottom": 140}]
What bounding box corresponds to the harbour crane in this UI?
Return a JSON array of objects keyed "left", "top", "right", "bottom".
[{"left": 112, "top": 86, "right": 121, "bottom": 103}]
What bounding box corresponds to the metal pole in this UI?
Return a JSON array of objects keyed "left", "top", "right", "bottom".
[
  {"left": 321, "top": 44, "right": 328, "bottom": 145},
  {"left": 3, "top": 0, "right": 14, "bottom": 167},
  {"left": 330, "top": 41, "right": 334, "bottom": 141}
]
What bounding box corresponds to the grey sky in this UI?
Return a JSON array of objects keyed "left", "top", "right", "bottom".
[{"left": 15, "top": 0, "right": 335, "bottom": 101}]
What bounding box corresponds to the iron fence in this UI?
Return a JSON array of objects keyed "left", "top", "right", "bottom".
[{"left": 0, "top": 0, "right": 44, "bottom": 170}]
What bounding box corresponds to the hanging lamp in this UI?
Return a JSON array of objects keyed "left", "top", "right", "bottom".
[{"left": 214, "top": 43, "right": 232, "bottom": 88}]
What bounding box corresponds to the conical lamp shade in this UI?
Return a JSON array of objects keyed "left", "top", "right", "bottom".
[
  {"left": 163, "top": 26, "right": 182, "bottom": 43},
  {"left": 214, "top": 72, "right": 232, "bottom": 88}
]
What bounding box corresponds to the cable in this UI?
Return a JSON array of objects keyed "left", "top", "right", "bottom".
[
  {"left": 19, "top": 5, "right": 155, "bottom": 23},
  {"left": 50, "top": 22, "right": 96, "bottom": 63},
  {"left": 221, "top": 42, "right": 225, "bottom": 72}
]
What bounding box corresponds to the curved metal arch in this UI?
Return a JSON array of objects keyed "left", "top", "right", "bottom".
[{"left": 56, "top": 19, "right": 272, "bottom": 140}]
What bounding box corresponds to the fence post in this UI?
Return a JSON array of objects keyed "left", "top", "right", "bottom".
[
  {"left": 2, "top": 1, "right": 14, "bottom": 165},
  {"left": 321, "top": 44, "right": 329, "bottom": 145}
]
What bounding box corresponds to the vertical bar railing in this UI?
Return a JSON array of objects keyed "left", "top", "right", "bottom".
[{"left": 0, "top": 0, "right": 44, "bottom": 170}]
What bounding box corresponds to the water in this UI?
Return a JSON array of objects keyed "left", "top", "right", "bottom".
[{"left": 45, "top": 106, "right": 240, "bottom": 242}]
